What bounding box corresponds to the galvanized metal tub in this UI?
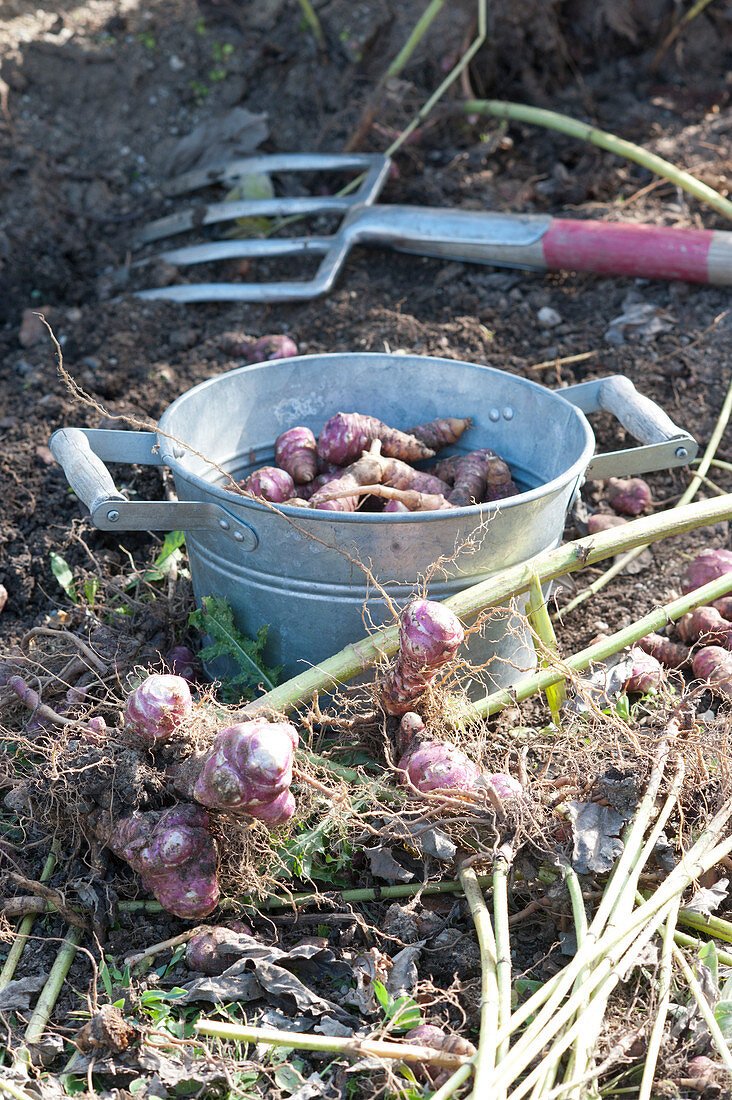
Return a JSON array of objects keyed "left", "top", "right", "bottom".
[{"left": 50, "top": 354, "right": 696, "bottom": 693}]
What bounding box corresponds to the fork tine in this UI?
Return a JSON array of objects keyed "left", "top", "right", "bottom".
[
  {"left": 164, "top": 152, "right": 389, "bottom": 196},
  {"left": 145, "top": 236, "right": 334, "bottom": 267},
  {"left": 137, "top": 196, "right": 354, "bottom": 245}
]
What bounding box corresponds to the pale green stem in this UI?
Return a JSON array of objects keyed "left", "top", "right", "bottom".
[
  {"left": 673, "top": 943, "right": 732, "bottom": 1071},
  {"left": 561, "top": 865, "right": 591, "bottom": 1097},
  {"left": 461, "top": 100, "right": 732, "bottom": 221},
  {"left": 386, "top": 0, "right": 486, "bottom": 158},
  {"left": 493, "top": 796, "right": 732, "bottom": 1086},
  {"left": 500, "top": 835, "right": 732, "bottom": 1093},
  {"left": 456, "top": 567, "right": 732, "bottom": 722},
  {"left": 652, "top": 0, "right": 718, "bottom": 69},
  {"left": 493, "top": 858, "right": 512, "bottom": 1066},
  {"left": 674, "top": 928, "right": 732, "bottom": 967},
  {"left": 638, "top": 900, "right": 681, "bottom": 1100},
  {"left": 677, "top": 907, "right": 732, "bottom": 943},
  {"left": 557, "top": 369, "right": 732, "bottom": 618},
  {"left": 0, "top": 1082, "right": 38, "bottom": 1100},
  {"left": 502, "top": 897, "right": 679, "bottom": 1100},
  {"left": 427, "top": 1061, "right": 475, "bottom": 1100},
  {"left": 247, "top": 491, "right": 732, "bottom": 717},
  {"left": 501, "top": 744, "right": 670, "bottom": 1045},
  {"left": 708, "top": 458, "right": 732, "bottom": 474},
  {"left": 526, "top": 572, "right": 565, "bottom": 721},
  {"left": 13, "top": 926, "right": 84, "bottom": 1069},
  {"left": 557, "top": 755, "right": 682, "bottom": 1097},
  {"left": 24, "top": 927, "right": 83, "bottom": 1045},
  {"left": 386, "top": 0, "right": 446, "bottom": 78},
  {"left": 193, "top": 1020, "right": 471, "bottom": 1069},
  {"left": 295, "top": 0, "right": 324, "bottom": 47},
  {"left": 459, "top": 865, "right": 499, "bottom": 1089},
  {"left": 0, "top": 849, "right": 56, "bottom": 990}
]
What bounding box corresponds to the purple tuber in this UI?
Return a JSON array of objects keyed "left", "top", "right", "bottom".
[
  {"left": 622, "top": 647, "right": 664, "bottom": 694},
  {"left": 605, "top": 477, "right": 652, "bottom": 516},
  {"left": 173, "top": 719, "right": 299, "bottom": 825},
  {"left": 484, "top": 772, "right": 524, "bottom": 801},
  {"left": 185, "top": 922, "right": 253, "bottom": 974},
  {"left": 403, "top": 1025, "right": 477, "bottom": 1087},
  {"left": 448, "top": 449, "right": 518, "bottom": 507},
  {"left": 124, "top": 674, "right": 193, "bottom": 744},
  {"left": 398, "top": 740, "right": 482, "bottom": 794},
  {"left": 407, "top": 417, "right": 472, "bottom": 451},
  {"left": 681, "top": 549, "right": 732, "bottom": 595},
  {"left": 381, "top": 599, "right": 465, "bottom": 716},
  {"left": 166, "top": 646, "right": 198, "bottom": 682},
  {"left": 275, "top": 427, "right": 318, "bottom": 484},
  {"left": 676, "top": 606, "right": 732, "bottom": 646},
  {"left": 241, "top": 466, "right": 296, "bottom": 504},
  {"left": 96, "top": 804, "right": 220, "bottom": 919},
  {"left": 396, "top": 711, "right": 427, "bottom": 754},
  {"left": 637, "top": 633, "right": 689, "bottom": 669},
  {"left": 317, "top": 412, "right": 435, "bottom": 467},
  {"left": 226, "top": 334, "right": 299, "bottom": 362},
  {"left": 692, "top": 645, "right": 732, "bottom": 699},
  {"left": 587, "top": 513, "right": 628, "bottom": 534}
]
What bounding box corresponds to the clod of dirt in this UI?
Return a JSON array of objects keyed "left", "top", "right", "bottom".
[
  {"left": 18, "top": 307, "right": 51, "bottom": 348},
  {"left": 73, "top": 1004, "right": 138, "bottom": 1055}
]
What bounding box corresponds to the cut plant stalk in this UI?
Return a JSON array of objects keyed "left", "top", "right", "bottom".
[
  {"left": 459, "top": 99, "right": 732, "bottom": 222},
  {"left": 493, "top": 745, "right": 679, "bottom": 1078},
  {"left": 111, "top": 873, "right": 497, "bottom": 916},
  {"left": 193, "top": 1020, "right": 472, "bottom": 1070},
  {"left": 459, "top": 864, "right": 499, "bottom": 1094},
  {"left": 14, "top": 926, "right": 83, "bottom": 1067},
  {"left": 561, "top": 756, "right": 685, "bottom": 1099},
  {"left": 556, "top": 370, "right": 732, "bottom": 618},
  {"left": 244, "top": 492, "right": 732, "bottom": 717},
  {"left": 493, "top": 857, "right": 513, "bottom": 1065},
  {"left": 0, "top": 849, "right": 56, "bottom": 991},
  {"left": 525, "top": 572, "right": 566, "bottom": 722},
  {"left": 558, "top": 864, "right": 591, "bottom": 1100},
  {"left": 455, "top": 566, "right": 732, "bottom": 722},
  {"left": 672, "top": 943, "right": 732, "bottom": 1072},
  {"left": 494, "top": 807, "right": 732, "bottom": 1095},
  {"left": 638, "top": 900, "right": 680, "bottom": 1100},
  {"left": 674, "top": 928, "right": 732, "bottom": 967}
]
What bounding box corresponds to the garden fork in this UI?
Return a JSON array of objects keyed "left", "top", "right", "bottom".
[{"left": 132, "top": 151, "right": 732, "bottom": 303}]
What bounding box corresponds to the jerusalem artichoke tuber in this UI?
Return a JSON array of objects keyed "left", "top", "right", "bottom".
[
  {"left": 380, "top": 599, "right": 464, "bottom": 715},
  {"left": 317, "top": 412, "right": 435, "bottom": 466},
  {"left": 275, "top": 427, "right": 318, "bottom": 484},
  {"left": 93, "top": 804, "right": 220, "bottom": 919},
  {"left": 125, "top": 674, "right": 193, "bottom": 744}
]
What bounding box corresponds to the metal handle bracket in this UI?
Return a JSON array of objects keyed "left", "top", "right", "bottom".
[
  {"left": 561, "top": 375, "right": 697, "bottom": 479},
  {"left": 50, "top": 427, "right": 258, "bottom": 549}
]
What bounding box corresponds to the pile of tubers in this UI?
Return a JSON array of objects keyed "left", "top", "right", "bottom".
[
  {"left": 37, "top": 598, "right": 525, "bottom": 921},
  {"left": 637, "top": 549, "right": 732, "bottom": 698},
  {"left": 228, "top": 411, "right": 519, "bottom": 513}
]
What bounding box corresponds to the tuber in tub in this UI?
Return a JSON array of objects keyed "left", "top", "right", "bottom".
[{"left": 50, "top": 353, "right": 696, "bottom": 695}]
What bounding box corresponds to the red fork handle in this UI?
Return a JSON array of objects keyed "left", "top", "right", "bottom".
[{"left": 541, "top": 219, "right": 732, "bottom": 284}]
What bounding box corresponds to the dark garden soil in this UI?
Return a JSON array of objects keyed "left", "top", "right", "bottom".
[{"left": 3, "top": 1, "right": 732, "bottom": 1097}]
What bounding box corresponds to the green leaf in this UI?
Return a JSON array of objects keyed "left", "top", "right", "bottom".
[
  {"left": 373, "top": 980, "right": 390, "bottom": 1013},
  {"left": 225, "top": 173, "right": 275, "bottom": 237},
  {"left": 50, "top": 552, "right": 77, "bottom": 602},
  {"left": 189, "top": 595, "right": 280, "bottom": 701},
  {"left": 716, "top": 998, "right": 732, "bottom": 1041},
  {"left": 143, "top": 530, "right": 186, "bottom": 582},
  {"left": 388, "top": 994, "right": 422, "bottom": 1032},
  {"left": 698, "top": 939, "right": 719, "bottom": 988}
]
